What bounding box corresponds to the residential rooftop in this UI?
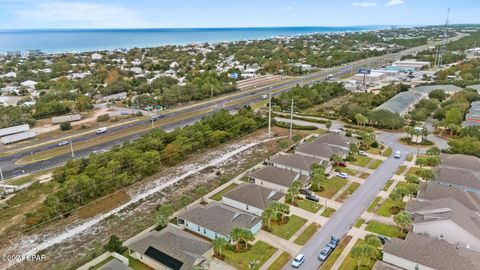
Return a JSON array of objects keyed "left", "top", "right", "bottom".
[
  {"left": 383, "top": 233, "right": 480, "bottom": 270},
  {"left": 268, "top": 153, "right": 329, "bottom": 174},
  {"left": 249, "top": 166, "right": 308, "bottom": 188},
  {"left": 418, "top": 182, "right": 480, "bottom": 212},
  {"left": 222, "top": 183, "right": 284, "bottom": 210},
  {"left": 99, "top": 258, "right": 133, "bottom": 270},
  {"left": 433, "top": 166, "right": 480, "bottom": 190},
  {"left": 295, "top": 141, "right": 348, "bottom": 160},
  {"left": 440, "top": 153, "right": 480, "bottom": 173}
]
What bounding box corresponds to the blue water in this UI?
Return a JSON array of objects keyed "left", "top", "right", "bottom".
[{"left": 0, "top": 26, "right": 386, "bottom": 54}]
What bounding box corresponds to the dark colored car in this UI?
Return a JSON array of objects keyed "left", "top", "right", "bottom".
[
  {"left": 378, "top": 235, "right": 391, "bottom": 245},
  {"left": 305, "top": 193, "right": 320, "bottom": 202},
  {"left": 299, "top": 188, "right": 312, "bottom": 196},
  {"left": 327, "top": 236, "right": 340, "bottom": 249},
  {"left": 337, "top": 162, "right": 347, "bottom": 167}
]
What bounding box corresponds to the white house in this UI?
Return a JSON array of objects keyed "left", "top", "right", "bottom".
[
  {"left": 222, "top": 183, "right": 284, "bottom": 216},
  {"left": 249, "top": 166, "right": 308, "bottom": 193}
]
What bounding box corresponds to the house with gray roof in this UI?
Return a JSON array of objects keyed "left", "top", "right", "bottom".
[
  {"left": 382, "top": 233, "right": 480, "bottom": 270},
  {"left": 406, "top": 198, "right": 480, "bottom": 250},
  {"left": 440, "top": 153, "right": 480, "bottom": 173},
  {"left": 433, "top": 166, "right": 480, "bottom": 195},
  {"left": 98, "top": 258, "right": 133, "bottom": 270},
  {"left": 267, "top": 153, "right": 331, "bottom": 176},
  {"left": 222, "top": 183, "right": 284, "bottom": 216},
  {"left": 411, "top": 84, "right": 463, "bottom": 95},
  {"left": 177, "top": 203, "right": 262, "bottom": 241},
  {"left": 249, "top": 166, "right": 309, "bottom": 193},
  {"left": 417, "top": 182, "right": 480, "bottom": 212},
  {"left": 127, "top": 226, "right": 211, "bottom": 270},
  {"left": 294, "top": 133, "right": 356, "bottom": 161}
]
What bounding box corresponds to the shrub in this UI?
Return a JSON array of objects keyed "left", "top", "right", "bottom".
[
  {"left": 97, "top": 114, "right": 111, "bottom": 122},
  {"left": 59, "top": 122, "right": 72, "bottom": 130}
]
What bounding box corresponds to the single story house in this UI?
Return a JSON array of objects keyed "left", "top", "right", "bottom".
[
  {"left": 177, "top": 203, "right": 261, "bottom": 241},
  {"left": 417, "top": 182, "right": 480, "bottom": 212},
  {"left": 295, "top": 141, "right": 348, "bottom": 161},
  {"left": 127, "top": 226, "right": 211, "bottom": 270},
  {"left": 99, "top": 258, "right": 133, "bottom": 270},
  {"left": 249, "top": 166, "right": 309, "bottom": 193},
  {"left": 440, "top": 153, "right": 480, "bottom": 173},
  {"left": 406, "top": 198, "right": 480, "bottom": 250},
  {"left": 382, "top": 233, "right": 480, "bottom": 270},
  {"left": 267, "top": 153, "right": 331, "bottom": 176},
  {"left": 433, "top": 166, "right": 480, "bottom": 195},
  {"left": 222, "top": 183, "right": 284, "bottom": 216}
]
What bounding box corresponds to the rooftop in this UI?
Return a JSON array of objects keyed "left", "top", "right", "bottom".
[
  {"left": 177, "top": 203, "right": 261, "bottom": 237},
  {"left": 433, "top": 166, "right": 480, "bottom": 190},
  {"left": 440, "top": 153, "right": 480, "bottom": 173},
  {"left": 383, "top": 233, "right": 480, "bottom": 270},
  {"left": 249, "top": 166, "right": 308, "bottom": 188},
  {"left": 418, "top": 182, "right": 480, "bottom": 212},
  {"left": 99, "top": 258, "right": 133, "bottom": 270},
  {"left": 268, "top": 153, "right": 329, "bottom": 174},
  {"left": 295, "top": 142, "right": 347, "bottom": 160},
  {"left": 128, "top": 226, "right": 211, "bottom": 270},
  {"left": 223, "top": 183, "right": 284, "bottom": 210}
]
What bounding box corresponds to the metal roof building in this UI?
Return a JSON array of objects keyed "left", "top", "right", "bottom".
[
  {"left": 376, "top": 90, "right": 426, "bottom": 116},
  {"left": 463, "top": 101, "right": 480, "bottom": 127}
]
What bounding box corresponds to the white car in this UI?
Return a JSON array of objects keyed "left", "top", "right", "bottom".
[
  {"left": 359, "top": 151, "right": 367, "bottom": 156},
  {"left": 394, "top": 151, "right": 401, "bottom": 159},
  {"left": 291, "top": 253, "right": 305, "bottom": 268},
  {"left": 261, "top": 94, "right": 268, "bottom": 99},
  {"left": 337, "top": 172, "right": 349, "bottom": 179},
  {"left": 58, "top": 140, "right": 70, "bottom": 146}
]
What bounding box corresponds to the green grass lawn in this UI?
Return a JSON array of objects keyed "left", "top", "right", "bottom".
[
  {"left": 321, "top": 207, "right": 336, "bottom": 217},
  {"left": 336, "top": 166, "right": 358, "bottom": 176},
  {"left": 382, "top": 147, "right": 393, "bottom": 157},
  {"left": 269, "top": 215, "right": 307, "bottom": 240},
  {"left": 320, "top": 236, "right": 353, "bottom": 270},
  {"left": 406, "top": 166, "right": 421, "bottom": 176},
  {"left": 395, "top": 165, "right": 407, "bottom": 175},
  {"left": 294, "top": 199, "right": 322, "bottom": 213},
  {"left": 406, "top": 154, "right": 414, "bottom": 162},
  {"left": 224, "top": 241, "right": 278, "bottom": 270},
  {"left": 354, "top": 219, "right": 365, "bottom": 228},
  {"left": 352, "top": 156, "right": 372, "bottom": 167},
  {"left": 367, "top": 148, "right": 382, "bottom": 155},
  {"left": 367, "top": 196, "right": 381, "bottom": 212},
  {"left": 359, "top": 172, "right": 370, "bottom": 179},
  {"left": 294, "top": 223, "right": 320, "bottom": 245},
  {"left": 368, "top": 159, "right": 383, "bottom": 169},
  {"left": 122, "top": 250, "right": 154, "bottom": 270},
  {"left": 365, "top": 221, "right": 406, "bottom": 238},
  {"left": 267, "top": 252, "right": 291, "bottom": 270},
  {"left": 395, "top": 181, "right": 409, "bottom": 189},
  {"left": 209, "top": 183, "right": 238, "bottom": 201},
  {"left": 375, "top": 198, "right": 405, "bottom": 217},
  {"left": 382, "top": 180, "right": 394, "bottom": 191},
  {"left": 338, "top": 239, "right": 377, "bottom": 270},
  {"left": 316, "top": 177, "right": 349, "bottom": 199},
  {"left": 336, "top": 182, "right": 360, "bottom": 202}
]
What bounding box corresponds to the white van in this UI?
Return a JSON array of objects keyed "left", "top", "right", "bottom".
[
  {"left": 96, "top": 127, "right": 108, "bottom": 134},
  {"left": 394, "top": 150, "right": 401, "bottom": 159}
]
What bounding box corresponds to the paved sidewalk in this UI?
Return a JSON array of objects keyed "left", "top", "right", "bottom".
[
  {"left": 256, "top": 230, "right": 302, "bottom": 255},
  {"left": 259, "top": 250, "right": 284, "bottom": 270},
  {"left": 289, "top": 205, "right": 330, "bottom": 226},
  {"left": 331, "top": 181, "right": 354, "bottom": 201},
  {"left": 361, "top": 212, "right": 396, "bottom": 225}
]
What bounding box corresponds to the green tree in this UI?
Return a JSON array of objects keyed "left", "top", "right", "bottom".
[
  {"left": 287, "top": 181, "right": 302, "bottom": 205},
  {"left": 355, "top": 113, "right": 368, "bottom": 127},
  {"left": 325, "top": 121, "right": 332, "bottom": 131},
  {"left": 330, "top": 153, "right": 343, "bottom": 165},
  {"left": 310, "top": 164, "right": 327, "bottom": 192},
  {"left": 419, "top": 169, "right": 435, "bottom": 181},
  {"left": 212, "top": 237, "right": 229, "bottom": 258},
  {"left": 230, "top": 227, "right": 254, "bottom": 252},
  {"left": 104, "top": 235, "right": 125, "bottom": 253},
  {"left": 262, "top": 207, "right": 275, "bottom": 230},
  {"left": 394, "top": 211, "right": 412, "bottom": 233},
  {"left": 426, "top": 146, "right": 440, "bottom": 155},
  {"left": 60, "top": 122, "right": 72, "bottom": 131},
  {"left": 155, "top": 204, "right": 174, "bottom": 228},
  {"left": 405, "top": 175, "right": 419, "bottom": 184}
]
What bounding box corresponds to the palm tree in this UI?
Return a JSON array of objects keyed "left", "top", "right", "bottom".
[
  {"left": 349, "top": 143, "right": 360, "bottom": 158},
  {"left": 421, "top": 128, "right": 430, "bottom": 142},
  {"left": 278, "top": 203, "right": 290, "bottom": 223},
  {"left": 325, "top": 121, "right": 332, "bottom": 132},
  {"left": 212, "top": 237, "right": 228, "bottom": 258},
  {"left": 394, "top": 211, "right": 412, "bottom": 233},
  {"left": 240, "top": 229, "right": 255, "bottom": 250},
  {"left": 287, "top": 181, "right": 302, "bottom": 205},
  {"left": 330, "top": 153, "right": 343, "bottom": 165},
  {"left": 230, "top": 227, "right": 244, "bottom": 252},
  {"left": 262, "top": 207, "right": 275, "bottom": 230},
  {"left": 310, "top": 164, "right": 326, "bottom": 191}
]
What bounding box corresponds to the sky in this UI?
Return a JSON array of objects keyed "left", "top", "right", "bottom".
[{"left": 0, "top": 0, "right": 478, "bottom": 29}]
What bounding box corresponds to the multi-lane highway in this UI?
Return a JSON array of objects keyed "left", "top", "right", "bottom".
[{"left": 0, "top": 34, "right": 465, "bottom": 180}]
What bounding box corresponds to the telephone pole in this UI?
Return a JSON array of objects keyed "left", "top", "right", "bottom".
[
  {"left": 70, "top": 141, "right": 75, "bottom": 159},
  {"left": 289, "top": 99, "right": 294, "bottom": 139},
  {"left": 268, "top": 89, "right": 272, "bottom": 137},
  {"left": 0, "top": 167, "right": 6, "bottom": 194}
]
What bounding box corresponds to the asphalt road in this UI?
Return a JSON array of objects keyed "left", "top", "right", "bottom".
[{"left": 0, "top": 35, "right": 462, "bottom": 179}]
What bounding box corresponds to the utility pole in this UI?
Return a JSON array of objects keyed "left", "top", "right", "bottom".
[
  {"left": 70, "top": 141, "right": 75, "bottom": 159},
  {"left": 268, "top": 90, "right": 272, "bottom": 138},
  {"left": 0, "top": 167, "right": 6, "bottom": 194},
  {"left": 289, "top": 99, "right": 294, "bottom": 139},
  {"left": 151, "top": 119, "right": 155, "bottom": 129}
]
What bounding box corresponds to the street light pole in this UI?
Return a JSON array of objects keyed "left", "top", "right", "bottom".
[
  {"left": 268, "top": 90, "right": 272, "bottom": 138},
  {"left": 0, "top": 167, "right": 6, "bottom": 194},
  {"left": 289, "top": 99, "right": 294, "bottom": 139},
  {"left": 70, "top": 141, "right": 75, "bottom": 159}
]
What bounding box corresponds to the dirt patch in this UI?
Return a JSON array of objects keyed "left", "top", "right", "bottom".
[{"left": 75, "top": 191, "right": 131, "bottom": 219}]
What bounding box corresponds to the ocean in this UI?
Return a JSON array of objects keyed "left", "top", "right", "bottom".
[{"left": 0, "top": 26, "right": 386, "bottom": 54}]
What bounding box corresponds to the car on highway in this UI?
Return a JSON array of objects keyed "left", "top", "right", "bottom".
[
  {"left": 120, "top": 111, "right": 130, "bottom": 115},
  {"left": 327, "top": 236, "right": 340, "bottom": 249},
  {"left": 58, "top": 140, "right": 70, "bottom": 146},
  {"left": 305, "top": 193, "right": 320, "bottom": 202},
  {"left": 336, "top": 172, "right": 349, "bottom": 179},
  {"left": 394, "top": 150, "right": 401, "bottom": 159},
  {"left": 318, "top": 246, "right": 333, "bottom": 261},
  {"left": 291, "top": 253, "right": 305, "bottom": 268},
  {"left": 96, "top": 127, "right": 108, "bottom": 134},
  {"left": 262, "top": 94, "right": 268, "bottom": 99},
  {"left": 359, "top": 151, "right": 367, "bottom": 156},
  {"left": 299, "top": 188, "right": 312, "bottom": 196}
]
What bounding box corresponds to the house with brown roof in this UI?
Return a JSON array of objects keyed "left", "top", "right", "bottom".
[
  {"left": 382, "top": 233, "right": 480, "bottom": 270},
  {"left": 417, "top": 182, "right": 480, "bottom": 212},
  {"left": 249, "top": 166, "right": 309, "bottom": 193},
  {"left": 127, "top": 226, "right": 211, "bottom": 270},
  {"left": 267, "top": 153, "right": 331, "bottom": 176},
  {"left": 222, "top": 183, "right": 284, "bottom": 216},
  {"left": 406, "top": 198, "right": 480, "bottom": 250},
  {"left": 177, "top": 203, "right": 262, "bottom": 241}
]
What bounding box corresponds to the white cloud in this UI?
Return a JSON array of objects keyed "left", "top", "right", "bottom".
[
  {"left": 13, "top": 1, "right": 150, "bottom": 28},
  {"left": 385, "top": 0, "right": 405, "bottom": 6},
  {"left": 352, "top": 2, "right": 378, "bottom": 8}
]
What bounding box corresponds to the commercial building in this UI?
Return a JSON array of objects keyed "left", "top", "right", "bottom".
[
  {"left": 392, "top": 60, "right": 430, "bottom": 70},
  {"left": 351, "top": 72, "right": 385, "bottom": 85},
  {"left": 222, "top": 183, "right": 284, "bottom": 216}
]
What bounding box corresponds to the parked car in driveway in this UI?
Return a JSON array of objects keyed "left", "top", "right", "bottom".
[
  {"left": 305, "top": 193, "right": 320, "bottom": 202},
  {"left": 318, "top": 246, "right": 333, "bottom": 261},
  {"left": 299, "top": 188, "right": 312, "bottom": 195},
  {"left": 58, "top": 140, "right": 70, "bottom": 146},
  {"left": 337, "top": 162, "right": 347, "bottom": 167},
  {"left": 359, "top": 151, "right": 367, "bottom": 156},
  {"left": 336, "top": 172, "right": 349, "bottom": 179},
  {"left": 327, "top": 236, "right": 340, "bottom": 249},
  {"left": 291, "top": 253, "right": 305, "bottom": 268}
]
